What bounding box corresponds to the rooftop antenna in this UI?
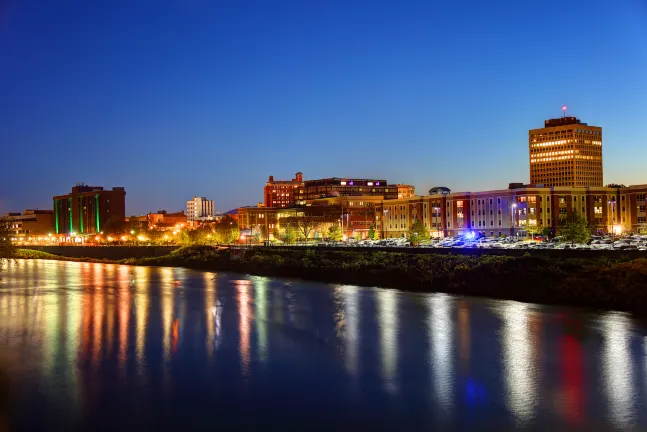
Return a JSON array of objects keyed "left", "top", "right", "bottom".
[{"left": 561, "top": 105, "right": 567, "bottom": 118}]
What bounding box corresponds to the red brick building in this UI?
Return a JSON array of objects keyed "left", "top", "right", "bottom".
[{"left": 53, "top": 184, "right": 126, "bottom": 235}]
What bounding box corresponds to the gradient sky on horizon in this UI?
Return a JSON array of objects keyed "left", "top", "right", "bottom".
[{"left": 1, "top": 0, "right": 646, "bottom": 215}]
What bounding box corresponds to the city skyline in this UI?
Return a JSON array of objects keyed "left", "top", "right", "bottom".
[{"left": 1, "top": 0, "right": 646, "bottom": 215}]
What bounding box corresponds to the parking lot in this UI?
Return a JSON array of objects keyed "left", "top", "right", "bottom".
[{"left": 313, "top": 234, "right": 647, "bottom": 251}]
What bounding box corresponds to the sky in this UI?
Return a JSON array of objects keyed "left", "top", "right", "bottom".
[{"left": 1, "top": 0, "right": 646, "bottom": 215}]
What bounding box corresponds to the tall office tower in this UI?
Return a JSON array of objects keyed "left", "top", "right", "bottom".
[{"left": 529, "top": 115, "right": 603, "bottom": 187}]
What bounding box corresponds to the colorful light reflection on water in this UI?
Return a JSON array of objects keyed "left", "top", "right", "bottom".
[{"left": 1, "top": 260, "right": 647, "bottom": 430}]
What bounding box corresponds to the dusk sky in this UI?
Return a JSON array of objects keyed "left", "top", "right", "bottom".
[{"left": 1, "top": 0, "right": 646, "bottom": 215}]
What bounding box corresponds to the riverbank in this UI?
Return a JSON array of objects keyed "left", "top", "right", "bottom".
[{"left": 15, "top": 247, "right": 647, "bottom": 313}]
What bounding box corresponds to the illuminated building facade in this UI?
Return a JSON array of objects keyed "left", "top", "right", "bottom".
[
  {"left": 53, "top": 184, "right": 126, "bottom": 235},
  {"left": 244, "top": 183, "right": 647, "bottom": 240},
  {"left": 263, "top": 172, "right": 304, "bottom": 208},
  {"left": 3, "top": 210, "right": 54, "bottom": 239},
  {"left": 396, "top": 184, "right": 416, "bottom": 199},
  {"left": 296, "top": 178, "right": 398, "bottom": 203},
  {"left": 147, "top": 211, "right": 187, "bottom": 230},
  {"left": 186, "top": 196, "right": 214, "bottom": 222},
  {"left": 383, "top": 183, "right": 647, "bottom": 238},
  {"left": 529, "top": 117, "right": 603, "bottom": 187}
]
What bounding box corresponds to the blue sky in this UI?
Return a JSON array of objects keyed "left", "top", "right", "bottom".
[{"left": 1, "top": 0, "right": 646, "bottom": 214}]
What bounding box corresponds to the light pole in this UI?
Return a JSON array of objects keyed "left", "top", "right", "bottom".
[
  {"left": 608, "top": 199, "right": 616, "bottom": 238},
  {"left": 511, "top": 203, "right": 517, "bottom": 238},
  {"left": 383, "top": 208, "right": 389, "bottom": 239}
]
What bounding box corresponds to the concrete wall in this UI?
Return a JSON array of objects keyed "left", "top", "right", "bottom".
[{"left": 23, "top": 245, "right": 179, "bottom": 260}]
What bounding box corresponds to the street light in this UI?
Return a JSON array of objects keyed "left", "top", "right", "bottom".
[
  {"left": 383, "top": 209, "right": 389, "bottom": 239},
  {"left": 511, "top": 203, "right": 517, "bottom": 237}
]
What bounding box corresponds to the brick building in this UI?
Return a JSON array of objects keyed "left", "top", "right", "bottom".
[
  {"left": 3, "top": 210, "right": 54, "bottom": 240},
  {"left": 264, "top": 172, "right": 304, "bottom": 208},
  {"left": 529, "top": 116, "right": 603, "bottom": 187},
  {"left": 53, "top": 184, "right": 126, "bottom": 235}
]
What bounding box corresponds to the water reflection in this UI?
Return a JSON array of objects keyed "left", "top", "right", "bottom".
[
  {"left": 254, "top": 277, "right": 269, "bottom": 364},
  {"left": 337, "top": 285, "right": 360, "bottom": 377},
  {"left": 603, "top": 313, "right": 636, "bottom": 428},
  {"left": 1, "top": 261, "right": 647, "bottom": 430},
  {"left": 377, "top": 289, "right": 398, "bottom": 395},
  {"left": 236, "top": 280, "right": 252, "bottom": 375},
  {"left": 500, "top": 303, "right": 539, "bottom": 425},
  {"left": 160, "top": 267, "right": 174, "bottom": 363},
  {"left": 428, "top": 294, "right": 454, "bottom": 415}
]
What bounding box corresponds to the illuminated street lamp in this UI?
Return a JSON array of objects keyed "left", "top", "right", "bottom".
[{"left": 511, "top": 203, "right": 518, "bottom": 237}]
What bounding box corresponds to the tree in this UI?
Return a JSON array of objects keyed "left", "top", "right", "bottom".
[
  {"left": 541, "top": 227, "right": 552, "bottom": 238},
  {"left": 102, "top": 216, "right": 126, "bottom": 234},
  {"left": 559, "top": 211, "right": 591, "bottom": 245},
  {"left": 294, "top": 217, "right": 320, "bottom": 241},
  {"left": 260, "top": 225, "right": 268, "bottom": 242},
  {"left": 214, "top": 215, "right": 239, "bottom": 244},
  {"left": 327, "top": 225, "right": 342, "bottom": 242},
  {"left": 282, "top": 223, "right": 297, "bottom": 244},
  {"left": 368, "top": 224, "right": 376, "bottom": 240},
  {"left": 0, "top": 217, "right": 14, "bottom": 274},
  {"left": 408, "top": 219, "right": 429, "bottom": 246}
]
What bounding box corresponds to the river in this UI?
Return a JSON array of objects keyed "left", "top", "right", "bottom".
[{"left": 0, "top": 260, "right": 646, "bottom": 430}]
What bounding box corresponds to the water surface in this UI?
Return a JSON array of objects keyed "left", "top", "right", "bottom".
[{"left": 1, "top": 260, "right": 646, "bottom": 430}]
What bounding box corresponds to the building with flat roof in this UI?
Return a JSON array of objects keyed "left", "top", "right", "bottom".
[
  {"left": 296, "top": 177, "right": 398, "bottom": 203},
  {"left": 53, "top": 184, "right": 126, "bottom": 235},
  {"left": 529, "top": 116, "right": 603, "bottom": 187},
  {"left": 264, "top": 172, "right": 304, "bottom": 208},
  {"left": 3, "top": 210, "right": 54, "bottom": 240},
  {"left": 147, "top": 211, "right": 187, "bottom": 230},
  {"left": 186, "top": 196, "right": 215, "bottom": 222},
  {"left": 240, "top": 183, "right": 647, "bottom": 240}
]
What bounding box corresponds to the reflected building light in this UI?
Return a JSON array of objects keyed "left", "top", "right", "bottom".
[
  {"left": 501, "top": 303, "right": 538, "bottom": 425},
  {"left": 428, "top": 294, "right": 454, "bottom": 415},
  {"left": 338, "top": 285, "right": 359, "bottom": 378},
  {"left": 106, "top": 298, "right": 115, "bottom": 357},
  {"left": 559, "top": 334, "right": 584, "bottom": 424},
  {"left": 237, "top": 281, "right": 251, "bottom": 375},
  {"left": 135, "top": 280, "right": 149, "bottom": 369},
  {"left": 172, "top": 318, "right": 179, "bottom": 354},
  {"left": 118, "top": 273, "right": 130, "bottom": 374},
  {"left": 66, "top": 270, "right": 82, "bottom": 414},
  {"left": 161, "top": 267, "right": 174, "bottom": 363},
  {"left": 204, "top": 273, "right": 216, "bottom": 359},
  {"left": 603, "top": 313, "right": 635, "bottom": 428},
  {"left": 254, "top": 278, "right": 269, "bottom": 364},
  {"left": 377, "top": 289, "right": 398, "bottom": 395},
  {"left": 92, "top": 283, "right": 104, "bottom": 368},
  {"left": 43, "top": 292, "right": 60, "bottom": 377},
  {"left": 457, "top": 300, "right": 470, "bottom": 371}
]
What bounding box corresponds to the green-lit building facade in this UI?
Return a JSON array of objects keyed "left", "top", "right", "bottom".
[{"left": 53, "top": 184, "right": 126, "bottom": 235}]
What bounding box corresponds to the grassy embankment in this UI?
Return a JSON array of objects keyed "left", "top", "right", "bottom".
[{"left": 15, "top": 246, "right": 647, "bottom": 312}]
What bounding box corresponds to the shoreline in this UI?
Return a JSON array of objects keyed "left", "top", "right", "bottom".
[{"left": 14, "top": 247, "right": 647, "bottom": 315}]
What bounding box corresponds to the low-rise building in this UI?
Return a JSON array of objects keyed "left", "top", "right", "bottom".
[
  {"left": 241, "top": 183, "right": 647, "bottom": 240},
  {"left": 3, "top": 210, "right": 54, "bottom": 240},
  {"left": 147, "top": 211, "right": 187, "bottom": 230}
]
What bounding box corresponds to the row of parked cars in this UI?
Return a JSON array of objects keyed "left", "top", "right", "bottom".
[{"left": 314, "top": 235, "right": 647, "bottom": 251}]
